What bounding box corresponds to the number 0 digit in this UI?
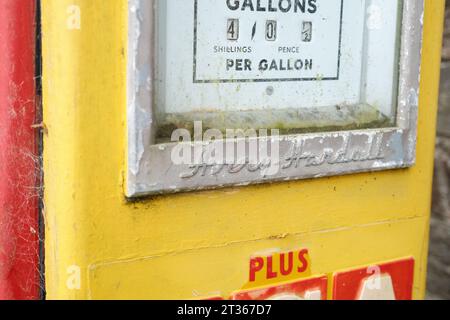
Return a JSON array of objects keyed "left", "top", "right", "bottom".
[{"left": 266, "top": 21, "right": 277, "bottom": 41}]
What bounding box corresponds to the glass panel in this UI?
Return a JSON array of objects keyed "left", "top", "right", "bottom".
[{"left": 154, "top": 0, "right": 403, "bottom": 142}]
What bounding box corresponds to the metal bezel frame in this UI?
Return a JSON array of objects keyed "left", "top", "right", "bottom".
[{"left": 127, "top": 0, "right": 424, "bottom": 198}]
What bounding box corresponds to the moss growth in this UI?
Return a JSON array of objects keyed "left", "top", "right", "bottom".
[{"left": 155, "top": 104, "right": 393, "bottom": 143}]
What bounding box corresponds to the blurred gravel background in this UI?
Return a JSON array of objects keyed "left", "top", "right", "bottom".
[{"left": 426, "top": 2, "right": 450, "bottom": 300}]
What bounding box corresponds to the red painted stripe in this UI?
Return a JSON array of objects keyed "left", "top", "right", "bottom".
[{"left": 0, "top": 0, "right": 40, "bottom": 300}]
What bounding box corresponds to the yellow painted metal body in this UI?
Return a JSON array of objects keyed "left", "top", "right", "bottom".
[{"left": 42, "top": 0, "right": 445, "bottom": 300}]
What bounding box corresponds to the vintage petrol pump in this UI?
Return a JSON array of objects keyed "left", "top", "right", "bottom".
[{"left": 41, "top": 0, "right": 445, "bottom": 299}]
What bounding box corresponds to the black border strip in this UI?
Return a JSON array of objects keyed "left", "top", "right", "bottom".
[
  {"left": 193, "top": 0, "right": 345, "bottom": 84},
  {"left": 36, "top": 0, "right": 46, "bottom": 300}
]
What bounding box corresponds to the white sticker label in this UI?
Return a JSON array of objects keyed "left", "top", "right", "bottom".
[{"left": 194, "top": 0, "right": 343, "bottom": 82}]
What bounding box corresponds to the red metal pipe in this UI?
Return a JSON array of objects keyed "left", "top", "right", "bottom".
[{"left": 0, "top": 0, "right": 40, "bottom": 300}]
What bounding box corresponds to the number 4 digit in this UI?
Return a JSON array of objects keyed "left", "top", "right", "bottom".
[{"left": 227, "top": 19, "right": 239, "bottom": 41}]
